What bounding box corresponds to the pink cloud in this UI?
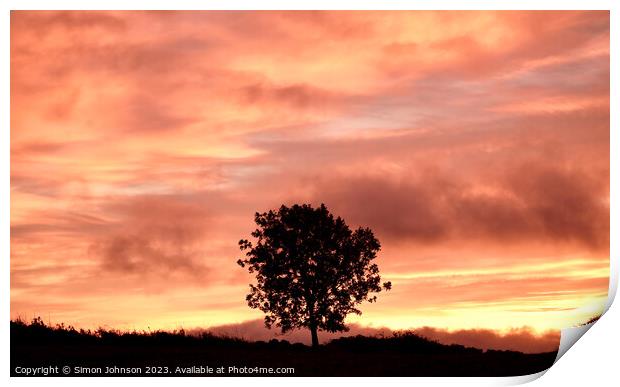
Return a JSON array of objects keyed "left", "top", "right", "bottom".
[{"left": 10, "top": 11, "right": 609, "bottom": 334}]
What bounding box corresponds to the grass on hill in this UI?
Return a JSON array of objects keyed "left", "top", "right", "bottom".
[{"left": 11, "top": 317, "right": 558, "bottom": 377}]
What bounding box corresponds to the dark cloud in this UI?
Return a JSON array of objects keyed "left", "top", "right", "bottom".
[
  {"left": 11, "top": 11, "right": 127, "bottom": 33},
  {"left": 239, "top": 82, "right": 344, "bottom": 111},
  {"left": 194, "top": 319, "right": 559, "bottom": 353},
  {"left": 414, "top": 326, "right": 560, "bottom": 354},
  {"left": 122, "top": 94, "right": 197, "bottom": 133},
  {"left": 309, "top": 162, "right": 608, "bottom": 250},
  {"left": 198, "top": 319, "right": 391, "bottom": 345},
  {"left": 317, "top": 174, "right": 450, "bottom": 242},
  {"left": 11, "top": 141, "right": 68, "bottom": 156},
  {"left": 91, "top": 195, "right": 213, "bottom": 276},
  {"left": 95, "top": 235, "right": 202, "bottom": 273}
]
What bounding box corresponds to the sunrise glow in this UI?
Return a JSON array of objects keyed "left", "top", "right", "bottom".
[{"left": 11, "top": 11, "right": 609, "bottom": 349}]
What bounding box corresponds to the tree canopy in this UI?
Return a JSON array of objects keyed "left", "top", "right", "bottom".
[{"left": 237, "top": 203, "right": 391, "bottom": 347}]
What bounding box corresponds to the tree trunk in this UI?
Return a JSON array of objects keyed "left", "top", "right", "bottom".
[
  {"left": 307, "top": 296, "right": 319, "bottom": 348},
  {"left": 310, "top": 324, "right": 319, "bottom": 348}
]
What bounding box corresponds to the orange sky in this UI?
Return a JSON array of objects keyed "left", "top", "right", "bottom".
[{"left": 10, "top": 11, "right": 609, "bottom": 344}]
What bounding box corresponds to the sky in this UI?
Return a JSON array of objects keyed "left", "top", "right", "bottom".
[{"left": 10, "top": 11, "right": 609, "bottom": 350}]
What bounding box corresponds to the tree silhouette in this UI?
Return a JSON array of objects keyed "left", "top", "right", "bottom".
[{"left": 237, "top": 203, "right": 391, "bottom": 347}]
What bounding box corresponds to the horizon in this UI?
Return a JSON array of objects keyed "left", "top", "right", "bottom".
[
  {"left": 10, "top": 11, "right": 609, "bottom": 350},
  {"left": 12, "top": 316, "right": 562, "bottom": 354}
]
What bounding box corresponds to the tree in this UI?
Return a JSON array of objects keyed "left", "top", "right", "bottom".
[{"left": 237, "top": 203, "right": 391, "bottom": 347}]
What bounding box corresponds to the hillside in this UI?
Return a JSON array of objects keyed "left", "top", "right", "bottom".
[{"left": 11, "top": 318, "right": 557, "bottom": 377}]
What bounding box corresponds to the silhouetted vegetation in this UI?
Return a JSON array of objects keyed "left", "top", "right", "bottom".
[
  {"left": 584, "top": 314, "right": 601, "bottom": 325},
  {"left": 237, "top": 203, "right": 391, "bottom": 347},
  {"left": 11, "top": 317, "right": 557, "bottom": 377}
]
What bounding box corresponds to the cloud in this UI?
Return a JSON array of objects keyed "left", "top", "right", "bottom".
[
  {"left": 200, "top": 319, "right": 391, "bottom": 345},
  {"left": 120, "top": 94, "right": 197, "bottom": 134},
  {"left": 414, "top": 326, "right": 560, "bottom": 354},
  {"left": 11, "top": 10, "right": 126, "bottom": 34},
  {"left": 10, "top": 11, "right": 609, "bottom": 333},
  {"left": 90, "top": 195, "right": 213, "bottom": 276},
  {"left": 378, "top": 11, "right": 608, "bottom": 81},
  {"left": 196, "top": 319, "right": 559, "bottom": 353},
  {"left": 305, "top": 160, "right": 608, "bottom": 251},
  {"left": 239, "top": 82, "right": 345, "bottom": 111}
]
